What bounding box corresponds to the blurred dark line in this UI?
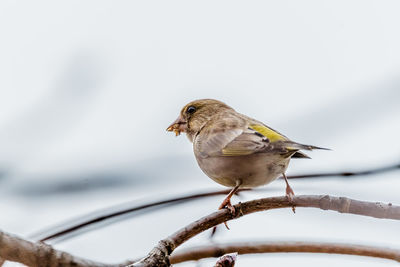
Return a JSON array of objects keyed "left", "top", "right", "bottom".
[
  {"left": 287, "top": 162, "right": 400, "bottom": 179},
  {"left": 37, "top": 189, "right": 237, "bottom": 242},
  {"left": 37, "top": 162, "right": 400, "bottom": 243},
  {"left": 17, "top": 173, "right": 134, "bottom": 196}
]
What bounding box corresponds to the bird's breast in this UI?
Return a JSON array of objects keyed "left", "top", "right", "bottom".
[{"left": 195, "top": 153, "right": 289, "bottom": 188}]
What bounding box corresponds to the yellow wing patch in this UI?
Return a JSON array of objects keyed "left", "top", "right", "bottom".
[
  {"left": 221, "top": 148, "right": 254, "bottom": 156},
  {"left": 249, "top": 124, "right": 286, "bottom": 142}
]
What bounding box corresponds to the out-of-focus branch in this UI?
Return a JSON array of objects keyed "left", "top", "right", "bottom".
[
  {"left": 287, "top": 163, "right": 400, "bottom": 179},
  {"left": 37, "top": 162, "right": 400, "bottom": 243},
  {"left": 170, "top": 242, "right": 400, "bottom": 264},
  {"left": 0, "top": 230, "right": 116, "bottom": 267},
  {"left": 130, "top": 195, "right": 400, "bottom": 267},
  {"left": 37, "top": 189, "right": 240, "bottom": 242}
]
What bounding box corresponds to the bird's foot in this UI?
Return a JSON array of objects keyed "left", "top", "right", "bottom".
[
  {"left": 285, "top": 185, "right": 295, "bottom": 202},
  {"left": 285, "top": 186, "right": 296, "bottom": 213},
  {"left": 218, "top": 199, "right": 236, "bottom": 216},
  {"left": 282, "top": 173, "right": 296, "bottom": 213},
  {"left": 218, "top": 199, "right": 235, "bottom": 230},
  {"left": 212, "top": 185, "right": 241, "bottom": 234}
]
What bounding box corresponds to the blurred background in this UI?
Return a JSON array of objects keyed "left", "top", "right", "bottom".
[{"left": 0, "top": 1, "right": 399, "bottom": 266}]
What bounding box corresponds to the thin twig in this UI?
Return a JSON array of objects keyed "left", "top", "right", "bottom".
[
  {"left": 37, "top": 163, "right": 400, "bottom": 243},
  {"left": 170, "top": 242, "right": 400, "bottom": 264},
  {"left": 130, "top": 195, "right": 400, "bottom": 266}
]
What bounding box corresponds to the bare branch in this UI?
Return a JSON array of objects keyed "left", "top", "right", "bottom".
[
  {"left": 170, "top": 242, "right": 400, "bottom": 264},
  {"left": 2, "top": 194, "right": 400, "bottom": 267},
  {"left": 130, "top": 195, "right": 400, "bottom": 266},
  {"left": 37, "top": 189, "right": 239, "bottom": 242},
  {"left": 38, "top": 163, "right": 400, "bottom": 242},
  {"left": 36, "top": 162, "right": 400, "bottom": 243},
  {"left": 0, "top": 230, "right": 116, "bottom": 267},
  {"left": 34, "top": 163, "right": 400, "bottom": 242}
]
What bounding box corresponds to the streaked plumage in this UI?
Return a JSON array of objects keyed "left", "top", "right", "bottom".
[{"left": 167, "top": 99, "right": 327, "bottom": 212}]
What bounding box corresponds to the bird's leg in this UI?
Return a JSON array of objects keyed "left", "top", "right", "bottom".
[
  {"left": 218, "top": 184, "right": 241, "bottom": 214},
  {"left": 217, "top": 183, "right": 241, "bottom": 230},
  {"left": 282, "top": 173, "right": 296, "bottom": 213},
  {"left": 282, "top": 173, "right": 295, "bottom": 200}
]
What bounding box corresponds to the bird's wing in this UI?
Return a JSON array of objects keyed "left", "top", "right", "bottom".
[
  {"left": 195, "top": 120, "right": 327, "bottom": 158},
  {"left": 195, "top": 120, "right": 290, "bottom": 158},
  {"left": 193, "top": 113, "right": 247, "bottom": 158},
  {"left": 220, "top": 124, "right": 290, "bottom": 156}
]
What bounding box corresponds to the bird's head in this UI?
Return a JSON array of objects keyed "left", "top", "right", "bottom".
[{"left": 167, "top": 99, "right": 232, "bottom": 141}]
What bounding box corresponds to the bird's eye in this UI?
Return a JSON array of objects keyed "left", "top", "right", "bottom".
[{"left": 186, "top": 106, "right": 196, "bottom": 114}]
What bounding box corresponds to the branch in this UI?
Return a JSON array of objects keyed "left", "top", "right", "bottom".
[
  {"left": 0, "top": 230, "right": 117, "bottom": 267},
  {"left": 37, "top": 189, "right": 239, "bottom": 242},
  {"left": 170, "top": 242, "right": 400, "bottom": 264},
  {"left": 130, "top": 194, "right": 400, "bottom": 266},
  {"left": 2, "top": 195, "right": 400, "bottom": 267},
  {"left": 36, "top": 162, "right": 400, "bottom": 242}
]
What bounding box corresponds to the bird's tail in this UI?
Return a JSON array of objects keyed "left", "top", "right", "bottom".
[
  {"left": 285, "top": 141, "right": 330, "bottom": 151},
  {"left": 283, "top": 141, "right": 330, "bottom": 159}
]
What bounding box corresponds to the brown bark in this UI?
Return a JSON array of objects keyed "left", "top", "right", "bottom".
[
  {"left": 170, "top": 242, "right": 400, "bottom": 264},
  {"left": 38, "top": 162, "right": 400, "bottom": 243},
  {"left": 1, "top": 195, "right": 399, "bottom": 267},
  {"left": 129, "top": 194, "right": 400, "bottom": 266},
  {"left": 0, "top": 231, "right": 114, "bottom": 267}
]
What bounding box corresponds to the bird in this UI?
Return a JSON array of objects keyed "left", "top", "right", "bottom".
[{"left": 167, "top": 99, "right": 327, "bottom": 215}]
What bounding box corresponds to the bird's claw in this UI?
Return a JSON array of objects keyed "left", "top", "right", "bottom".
[
  {"left": 226, "top": 203, "right": 236, "bottom": 216},
  {"left": 219, "top": 200, "right": 236, "bottom": 216},
  {"left": 218, "top": 199, "right": 236, "bottom": 230}
]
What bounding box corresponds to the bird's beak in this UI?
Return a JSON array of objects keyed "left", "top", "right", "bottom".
[{"left": 166, "top": 116, "right": 187, "bottom": 136}]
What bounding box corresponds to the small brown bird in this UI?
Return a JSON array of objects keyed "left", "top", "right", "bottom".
[{"left": 167, "top": 99, "right": 326, "bottom": 214}]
